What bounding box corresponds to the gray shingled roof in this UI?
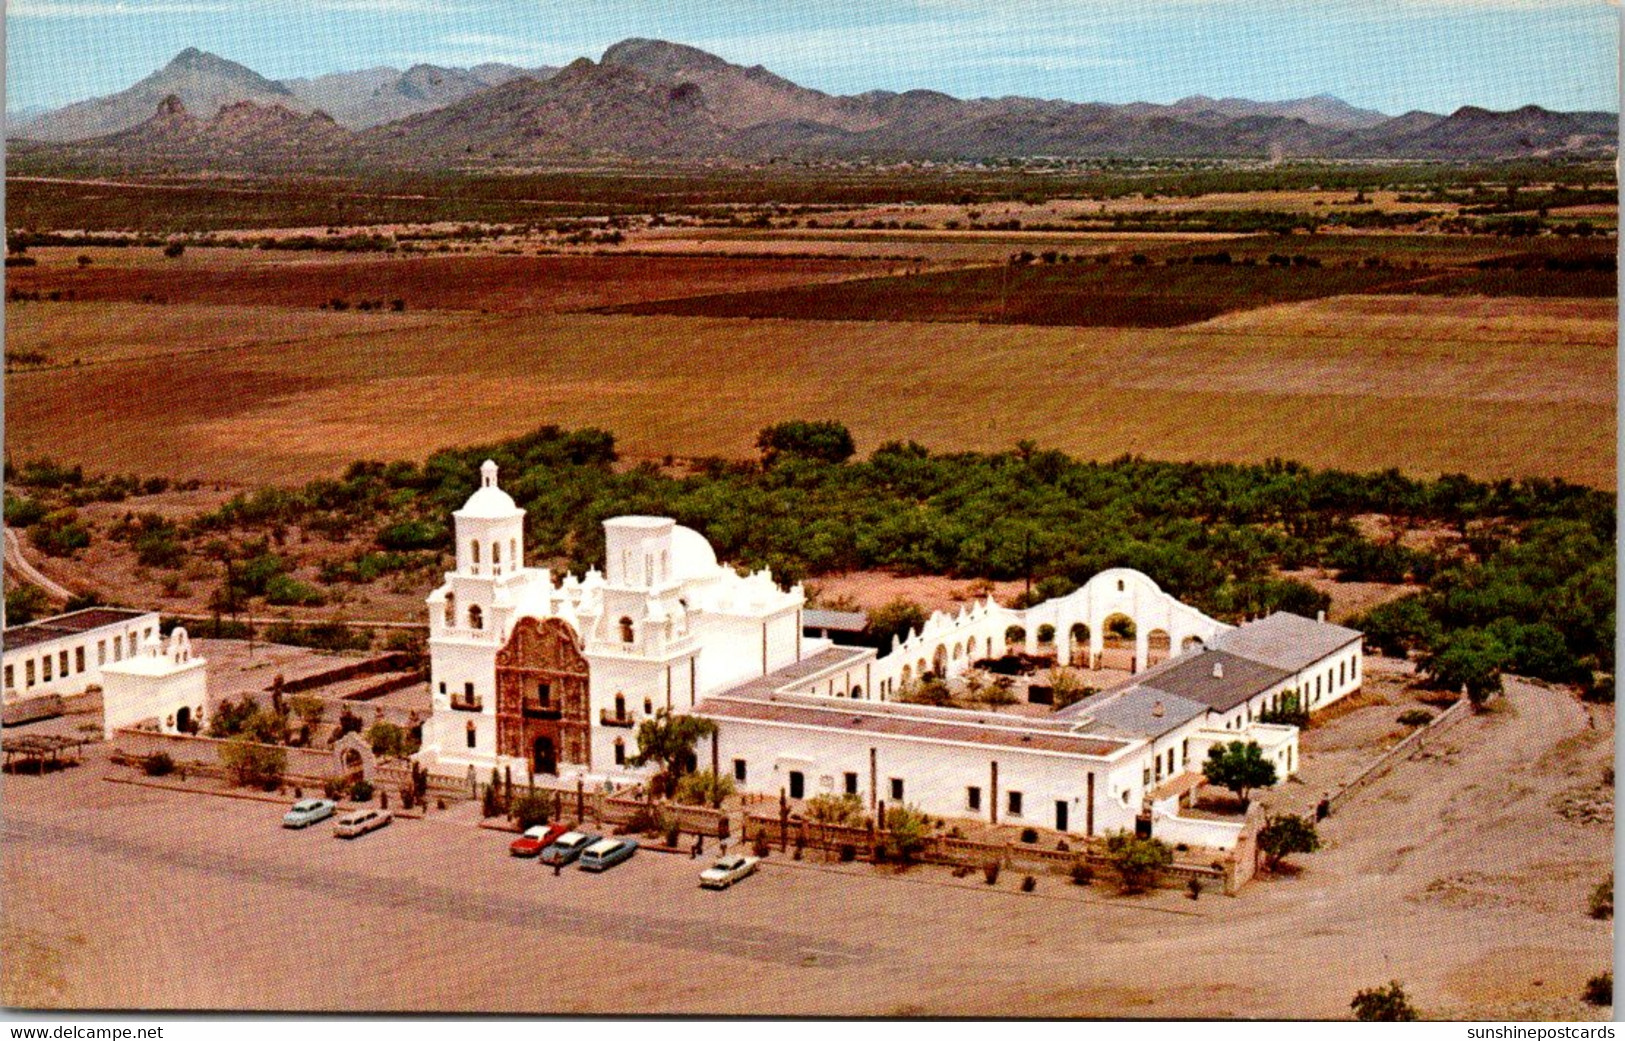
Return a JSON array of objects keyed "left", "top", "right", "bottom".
[
  {"left": 1214, "top": 611, "right": 1362, "bottom": 673},
  {"left": 1065, "top": 687, "right": 1209, "bottom": 740},
  {"left": 1120, "top": 650, "right": 1294, "bottom": 713},
  {"left": 802, "top": 609, "right": 868, "bottom": 633}
]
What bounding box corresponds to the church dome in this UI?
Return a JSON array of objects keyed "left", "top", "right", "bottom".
[
  {"left": 454, "top": 460, "right": 524, "bottom": 519},
  {"left": 670, "top": 525, "right": 719, "bottom": 581}
]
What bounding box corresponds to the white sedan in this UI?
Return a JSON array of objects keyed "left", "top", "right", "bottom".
[{"left": 699, "top": 854, "right": 760, "bottom": 889}]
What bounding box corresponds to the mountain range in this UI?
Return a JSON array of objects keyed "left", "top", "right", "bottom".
[{"left": 10, "top": 39, "right": 1616, "bottom": 167}]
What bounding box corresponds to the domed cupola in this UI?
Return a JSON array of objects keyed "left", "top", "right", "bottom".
[{"left": 453, "top": 460, "right": 526, "bottom": 578}]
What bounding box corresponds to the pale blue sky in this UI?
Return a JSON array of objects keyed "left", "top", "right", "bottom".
[{"left": 6, "top": 0, "right": 1619, "bottom": 115}]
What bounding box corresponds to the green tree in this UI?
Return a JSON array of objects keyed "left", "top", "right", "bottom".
[
  {"left": 1351, "top": 980, "right": 1419, "bottom": 1022},
  {"left": 1202, "top": 741, "right": 1278, "bottom": 806},
  {"left": 509, "top": 790, "right": 552, "bottom": 829},
  {"left": 755, "top": 420, "right": 856, "bottom": 468},
  {"left": 1257, "top": 813, "right": 1321, "bottom": 870},
  {"left": 366, "top": 721, "right": 417, "bottom": 759},
  {"left": 1421, "top": 627, "right": 1509, "bottom": 706},
  {"left": 863, "top": 598, "right": 927, "bottom": 651},
  {"left": 4, "top": 583, "right": 51, "bottom": 626},
  {"left": 880, "top": 803, "right": 929, "bottom": 864},
  {"left": 1103, "top": 831, "right": 1173, "bottom": 894},
  {"left": 628, "top": 708, "right": 716, "bottom": 789},
  {"left": 899, "top": 677, "right": 953, "bottom": 707},
  {"left": 220, "top": 738, "right": 286, "bottom": 790}
]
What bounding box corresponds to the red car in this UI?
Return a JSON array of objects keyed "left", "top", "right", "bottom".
[{"left": 509, "top": 823, "right": 568, "bottom": 857}]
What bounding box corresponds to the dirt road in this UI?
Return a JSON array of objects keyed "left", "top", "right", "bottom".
[{"left": 1, "top": 678, "right": 1611, "bottom": 1017}]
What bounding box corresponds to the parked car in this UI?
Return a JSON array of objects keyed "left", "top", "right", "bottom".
[
  {"left": 699, "top": 854, "right": 760, "bottom": 889},
  {"left": 333, "top": 808, "right": 393, "bottom": 838},
  {"left": 282, "top": 798, "right": 337, "bottom": 829},
  {"left": 509, "top": 823, "right": 568, "bottom": 858},
  {"left": 539, "top": 831, "right": 599, "bottom": 867},
  {"left": 577, "top": 837, "right": 638, "bottom": 872}
]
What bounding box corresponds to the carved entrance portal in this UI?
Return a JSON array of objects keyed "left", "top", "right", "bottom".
[{"left": 496, "top": 617, "right": 591, "bottom": 774}]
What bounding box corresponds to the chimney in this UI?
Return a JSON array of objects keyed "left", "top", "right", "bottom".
[
  {"left": 1212, "top": 661, "right": 1225, "bottom": 679},
  {"left": 1151, "top": 700, "right": 1165, "bottom": 718},
  {"left": 1317, "top": 609, "right": 1326, "bottom": 623}
]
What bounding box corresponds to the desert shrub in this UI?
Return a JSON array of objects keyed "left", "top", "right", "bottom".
[
  {"left": 673, "top": 769, "right": 735, "bottom": 808},
  {"left": 1187, "top": 877, "right": 1203, "bottom": 900},
  {"left": 1397, "top": 709, "right": 1434, "bottom": 727},
  {"left": 4, "top": 492, "right": 47, "bottom": 528},
  {"left": 983, "top": 861, "right": 1001, "bottom": 885},
  {"left": 322, "top": 777, "right": 345, "bottom": 800},
  {"left": 667, "top": 821, "right": 682, "bottom": 848},
  {"left": 142, "top": 752, "right": 175, "bottom": 777},
  {"left": 350, "top": 779, "right": 374, "bottom": 802},
  {"left": 264, "top": 574, "right": 325, "bottom": 607},
  {"left": 30, "top": 508, "right": 92, "bottom": 557},
  {"left": 1589, "top": 875, "right": 1613, "bottom": 920},
  {"left": 1020, "top": 875, "right": 1036, "bottom": 892},
  {"left": 804, "top": 791, "right": 865, "bottom": 827},
  {"left": 1582, "top": 972, "right": 1612, "bottom": 1007},
  {"left": 1070, "top": 860, "right": 1094, "bottom": 886},
  {"left": 509, "top": 790, "right": 551, "bottom": 830},
  {"left": 838, "top": 843, "right": 857, "bottom": 863},
  {"left": 1020, "top": 827, "right": 1039, "bottom": 843},
  {"left": 377, "top": 518, "right": 447, "bottom": 551},
  {"left": 1351, "top": 980, "right": 1419, "bottom": 1022},
  {"left": 752, "top": 831, "right": 771, "bottom": 858},
  {"left": 880, "top": 804, "right": 929, "bottom": 864}
]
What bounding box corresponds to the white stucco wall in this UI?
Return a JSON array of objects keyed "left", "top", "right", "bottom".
[
  {"left": 2, "top": 611, "right": 162, "bottom": 702},
  {"left": 706, "top": 716, "right": 1150, "bottom": 837}
]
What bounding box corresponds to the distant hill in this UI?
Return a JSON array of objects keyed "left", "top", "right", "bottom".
[
  {"left": 17, "top": 48, "right": 310, "bottom": 142},
  {"left": 42, "top": 95, "right": 356, "bottom": 170},
  {"left": 282, "top": 62, "right": 558, "bottom": 129},
  {"left": 12, "top": 40, "right": 1616, "bottom": 167}
]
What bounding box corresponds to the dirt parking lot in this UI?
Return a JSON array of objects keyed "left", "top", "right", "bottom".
[{"left": 1, "top": 675, "right": 1612, "bottom": 1018}]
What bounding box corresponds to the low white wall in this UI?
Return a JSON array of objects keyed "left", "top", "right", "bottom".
[{"left": 1149, "top": 805, "right": 1244, "bottom": 850}]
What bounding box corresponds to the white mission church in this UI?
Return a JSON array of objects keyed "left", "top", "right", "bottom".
[{"left": 416, "top": 462, "right": 1365, "bottom": 848}]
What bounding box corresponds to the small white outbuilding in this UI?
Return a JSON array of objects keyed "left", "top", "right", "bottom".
[{"left": 99, "top": 627, "right": 207, "bottom": 739}]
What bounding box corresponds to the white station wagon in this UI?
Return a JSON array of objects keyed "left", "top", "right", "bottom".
[{"left": 333, "top": 808, "right": 393, "bottom": 838}]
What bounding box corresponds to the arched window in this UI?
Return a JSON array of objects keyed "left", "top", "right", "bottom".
[
  {"left": 472, "top": 540, "right": 480, "bottom": 564},
  {"left": 444, "top": 591, "right": 456, "bottom": 628},
  {"left": 619, "top": 617, "right": 634, "bottom": 643},
  {"left": 850, "top": 685, "right": 863, "bottom": 699},
  {"left": 614, "top": 738, "right": 626, "bottom": 766},
  {"left": 510, "top": 538, "right": 517, "bottom": 568},
  {"left": 614, "top": 693, "right": 626, "bottom": 719},
  {"left": 465, "top": 721, "right": 476, "bottom": 749},
  {"left": 468, "top": 605, "right": 483, "bottom": 630},
  {"left": 492, "top": 540, "right": 501, "bottom": 574},
  {"left": 1117, "top": 579, "right": 1125, "bottom": 592},
  {"left": 643, "top": 697, "right": 653, "bottom": 716}
]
